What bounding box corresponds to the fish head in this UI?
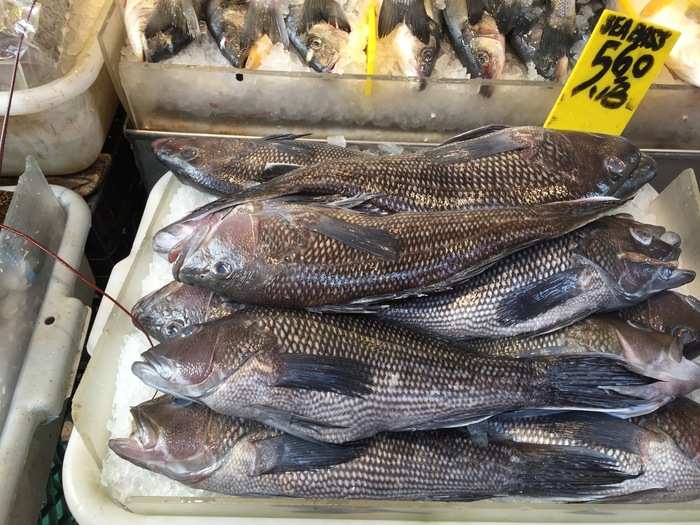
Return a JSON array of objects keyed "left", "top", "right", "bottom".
[
  {"left": 109, "top": 396, "right": 236, "bottom": 483},
  {"left": 547, "top": 130, "right": 657, "bottom": 199},
  {"left": 576, "top": 216, "right": 694, "bottom": 304},
  {"left": 304, "top": 22, "right": 349, "bottom": 72},
  {"left": 637, "top": 397, "right": 700, "bottom": 467},
  {"left": 471, "top": 14, "right": 506, "bottom": 79},
  {"left": 649, "top": 292, "right": 700, "bottom": 346},
  {"left": 174, "top": 204, "right": 261, "bottom": 294}
]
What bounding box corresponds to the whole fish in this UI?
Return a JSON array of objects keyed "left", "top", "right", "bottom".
[
  {"left": 618, "top": 292, "right": 700, "bottom": 347},
  {"left": 172, "top": 197, "right": 621, "bottom": 309},
  {"left": 468, "top": 409, "right": 700, "bottom": 503},
  {"left": 227, "top": 126, "right": 657, "bottom": 213},
  {"left": 465, "top": 315, "right": 700, "bottom": 397},
  {"left": 124, "top": 0, "right": 201, "bottom": 62},
  {"left": 110, "top": 395, "right": 639, "bottom": 501},
  {"left": 442, "top": 0, "right": 483, "bottom": 77},
  {"left": 207, "top": 0, "right": 247, "bottom": 67},
  {"left": 152, "top": 134, "right": 368, "bottom": 196},
  {"left": 376, "top": 216, "right": 694, "bottom": 340},
  {"left": 132, "top": 308, "right": 677, "bottom": 444},
  {"left": 132, "top": 281, "right": 246, "bottom": 341}
]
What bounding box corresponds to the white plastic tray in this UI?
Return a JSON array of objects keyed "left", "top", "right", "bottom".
[
  {"left": 0, "top": 184, "right": 92, "bottom": 525},
  {"left": 0, "top": 0, "right": 118, "bottom": 175},
  {"left": 65, "top": 172, "right": 700, "bottom": 524}
]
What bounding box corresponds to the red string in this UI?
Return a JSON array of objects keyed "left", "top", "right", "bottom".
[{"left": 0, "top": 223, "right": 155, "bottom": 347}]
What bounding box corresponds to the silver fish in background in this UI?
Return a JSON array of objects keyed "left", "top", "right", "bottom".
[
  {"left": 206, "top": 0, "right": 247, "bottom": 67},
  {"left": 377, "top": 215, "right": 694, "bottom": 340},
  {"left": 619, "top": 291, "right": 700, "bottom": 347},
  {"left": 132, "top": 308, "right": 678, "bottom": 444},
  {"left": 466, "top": 315, "right": 700, "bottom": 398},
  {"left": 124, "top": 0, "right": 201, "bottom": 62},
  {"left": 132, "top": 281, "right": 246, "bottom": 341},
  {"left": 471, "top": 406, "right": 700, "bottom": 503},
  {"left": 110, "top": 395, "right": 640, "bottom": 501},
  {"left": 229, "top": 126, "right": 657, "bottom": 213},
  {"left": 172, "top": 197, "right": 621, "bottom": 309},
  {"left": 152, "top": 133, "right": 368, "bottom": 195}
]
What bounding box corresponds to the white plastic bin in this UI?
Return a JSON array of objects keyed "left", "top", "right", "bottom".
[
  {"left": 0, "top": 182, "right": 93, "bottom": 525},
  {"left": 0, "top": 0, "right": 118, "bottom": 176},
  {"left": 64, "top": 167, "right": 700, "bottom": 524}
]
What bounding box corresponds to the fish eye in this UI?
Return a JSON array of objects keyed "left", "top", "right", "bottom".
[
  {"left": 309, "top": 37, "right": 323, "bottom": 50},
  {"left": 179, "top": 147, "right": 199, "bottom": 161},
  {"left": 165, "top": 320, "right": 184, "bottom": 337},
  {"left": 659, "top": 266, "right": 674, "bottom": 280},
  {"left": 212, "top": 260, "right": 233, "bottom": 279},
  {"left": 421, "top": 47, "right": 434, "bottom": 60},
  {"left": 605, "top": 156, "right": 626, "bottom": 176},
  {"left": 477, "top": 51, "right": 490, "bottom": 65}
]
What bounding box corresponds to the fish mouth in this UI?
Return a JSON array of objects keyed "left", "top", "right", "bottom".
[{"left": 612, "top": 153, "right": 657, "bottom": 199}]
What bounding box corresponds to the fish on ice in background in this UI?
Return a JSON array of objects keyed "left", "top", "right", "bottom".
[
  {"left": 124, "top": 0, "right": 201, "bottom": 61},
  {"left": 465, "top": 314, "right": 700, "bottom": 398},
  {"left": 376, "top": 215, "right": 694, "bottom": 340},
  {"left": 469, "top": 11, "right": 506, "bottom": 78},
  {"left": 152, "top": 133, "right": 369, "bottom": 195},
  {"left": 533, "top": 0, "right": 576, "bottom": 79},
  {"left": 239, "top": 0, "right": 290, "bottom": 65},
  {"left": 375, "top": 17, "right": 443, "bottom": 80},
  {"left": 228, "top": 126, "right": 658, "bottom": 213},
  {"left": 641, "top": 0, "right": 700, "bottom": 87},
  {"left": 442, "top": 0, "right": 483, "bottom": 77},
  {"left": 378, "top": 0, "right": 433, "bottom": 44},
  {"left": 132, "top": 308, "right": 680, "bottom": 444},
  {"left": 206, "top": 0, "right": 247, "bottom": 67},
  {"left": 110, "top": 395, "right": 641, "bottom": 501},
  {"left": 467, "top": 408, "right": 700, "bottom": 503},
  {"left": 618, "top": 291, "right": 700, "bottom": 347},
  {"left": 132, "top": 281, "right": 247, "bottom": 341},
  {"left": 171, "top": 197, "right": 622, "bottom": 309}
]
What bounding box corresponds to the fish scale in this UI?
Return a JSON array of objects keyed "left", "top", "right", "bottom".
[
  {"left": 134, "top": 308, "right": 665, "bottom": 444},
  {"left": 378, "top": 216, "right": 692, "bottom": 340}
]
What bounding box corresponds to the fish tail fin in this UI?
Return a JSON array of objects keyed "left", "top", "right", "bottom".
[
  {"left": 156, "top": 0, "right": 201, "bottom": 37},
  {"left": 507, "top": 442, "right": 640, "bottom": 499},
  {"left": 378, "top": 0, "right": 431, "bottom": 44},
  {"left": 536, "top": 354, "right": 673, "bottom": 418},
  {"left": 242, "top": 0, "right": 290, "bottom": 50},
  {"left": 302, "top": 0, "right": 351, "bottom": 31}
]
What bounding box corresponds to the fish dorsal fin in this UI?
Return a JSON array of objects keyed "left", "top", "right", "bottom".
[
  {"left": 302, "top": 0, "right": 351, "bottom": 32},
  {"left": 437, "top": 125, "right": 510, "bottom": 147},
  {"left": 248, "top": 433, "right": 365, "bottom": 475},
  {"left": 262, "top": 133, "right": 313, "bottom": 141},
  {"left": 425, "top": 127, "right": 527, "bottom": 164}
]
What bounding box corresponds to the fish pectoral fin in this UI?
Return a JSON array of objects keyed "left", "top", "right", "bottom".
[
  {"left": 403, "top": 408, "right": 499, "bottom": 431},
  {"left": 266, "top": 352, "right": 373, "bottom": 398},
  {"left": 378, "top": 0, "right": 431, "bottom": 44},
  {"left": 596, "top": 487, "right": 671, "bottom": 504},
  {"left": 302, "top": 0, "right": 351, "bottom": 32},
  {"left": 299, "top": 211, "right": 400, "bottom": 261},
  {"left": 262, "top": 133, "right": 313, "bottom": 141},
  {"left": 249, "top": 434, "right": 365, "bottom": 475},
  {"left": 495, "top": 266, "right": 595, "bottom": 327},
  {"left": 436, "top": 125, "right": 510, "bottom": 147},
  {"left": 262, "top": 162, "right": 303, "bottom": 178},
  {"left": 247, "top": 404, "right": 350, "bottom": 440},
  {"left": 425, "top": 128, "right": 528, "bottom": 164}
]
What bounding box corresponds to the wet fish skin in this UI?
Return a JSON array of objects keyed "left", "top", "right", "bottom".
[
  {"left": 132, "top": 308, "right": 673, "bottom": 444},
  {"left": 173, "top": 197, "right": 621, "bottom": 309},
  {"left": 152, "top": 134, "right": 368, "bottom": 196},
  {"left": 229, "top": 126, "right": 657, "bottom": 213},
  {"left": 469, "top": 410, "right": 700, "bottom": 503},
  {"left": 618, "top": 291, "right": 700, "bottom": 347},
  {"left": 378, "top": 215, "right": 694, "bottom": 340},
  {"left": 110, "top": 396, "right": 639, "bottom": 501},
  {"left": 465, "top": 315, "right": 700, "bottom": 397},
  {"left": 207, "top": 0, "right": 247, "bottom": 67},
  {"left": 442, "top": 0, "right": 483, "bottom": 77},
  {"left": 132, "top": 281, "right": 246, "bottom": 341}
]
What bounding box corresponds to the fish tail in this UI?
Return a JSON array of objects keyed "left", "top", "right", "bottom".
[
  {"left": 378, "top": 0, "right": 431, "bottom": 44},
  {"left": 241, "top": 0, "right": 290, "bottom": 50},
  {"left": 302, "top": 0, "right": 351, "bottom": 32},
  {"left": 535, "top": 354, "right": 673, "bottom": 418},
  {"left": 507, "top": 442, "right": 640, "bottom": 499}
]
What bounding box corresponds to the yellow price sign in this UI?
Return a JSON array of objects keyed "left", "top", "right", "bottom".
[{"left": 544, "top": 9, "right": 679, "bottom": 135}]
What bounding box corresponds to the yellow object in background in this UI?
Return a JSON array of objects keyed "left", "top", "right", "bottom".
[
  {"left": 544, "top": 9, "right": 679, "bottom": 135},
  {"left": 365, "top": 0, "right": 378, "bottom": 96}
]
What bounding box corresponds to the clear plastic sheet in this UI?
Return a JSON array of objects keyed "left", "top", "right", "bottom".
[{"left": 0, "top": 156, "right": 66, "bottom": 434}]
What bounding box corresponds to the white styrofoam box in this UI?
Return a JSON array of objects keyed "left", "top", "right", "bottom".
[{"left": 65, "top": 171, "right": 700, "bottom": 524}]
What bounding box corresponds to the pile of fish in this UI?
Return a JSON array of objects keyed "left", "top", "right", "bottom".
[
  {"left": 124, "top": 0, "right": 606, "bottom": 79},
  {"left": 112, "top": 125, "right": 700, "bottom": 503}
]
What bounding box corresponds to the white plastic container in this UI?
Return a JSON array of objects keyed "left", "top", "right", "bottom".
[
  {"left": 64, "top": 168, "right": 700, "bottom": 524},
  {"left": 0, "top": 0, "right": 118, "bottom": 176},
  {"left": 0, "top": 180, "right": 93, "bottom": 525}
]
